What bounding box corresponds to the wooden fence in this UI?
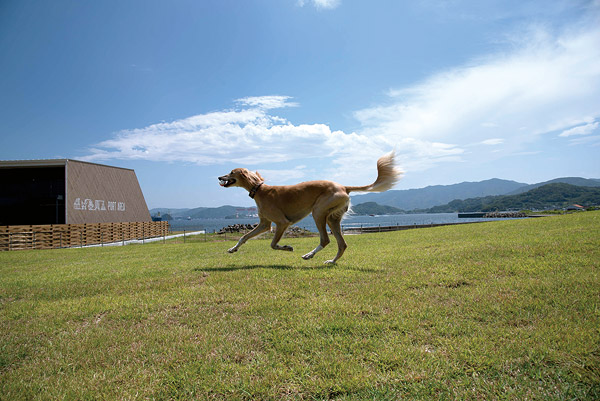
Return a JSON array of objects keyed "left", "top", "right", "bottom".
[{"left": 0, "top": 221, "right": 170, "bottom": 251}]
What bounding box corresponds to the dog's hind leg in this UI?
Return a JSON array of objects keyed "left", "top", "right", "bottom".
[
  {"left": 302, "top": 211, "right": 330, "bottom": 260},
  {"left": 228, "top": 218, "right": 271, "bottom": 253},
  {"left": 303, "top": 194, "right": 349, "bottom": 262},
  {"left": 325, "top": 211, "right": 348, "bottom": 264}
]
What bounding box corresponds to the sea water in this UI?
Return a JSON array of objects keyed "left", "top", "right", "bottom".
[{"left": 168, "top": 213, "right": 515, "bottom": 233}]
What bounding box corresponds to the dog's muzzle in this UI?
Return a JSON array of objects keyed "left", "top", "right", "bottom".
[{"left": 218, "top": 176, "right": 236, "bottom": 187}]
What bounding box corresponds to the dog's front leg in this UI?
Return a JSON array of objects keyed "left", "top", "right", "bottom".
[
  {"left": 228, "top": 219, "right": 271, "bottom": 253},
  {"left": 270, "top": 222, "right": 293, "bottom": 251}
]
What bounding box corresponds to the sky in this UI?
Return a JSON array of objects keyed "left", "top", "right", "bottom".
[{"left": 1, "top": 0, "right": 599, "bottom": 209}]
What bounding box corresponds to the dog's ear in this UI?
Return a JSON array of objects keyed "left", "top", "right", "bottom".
[{"left": 255, "top": 171, "right": 264, "bottom": 181}]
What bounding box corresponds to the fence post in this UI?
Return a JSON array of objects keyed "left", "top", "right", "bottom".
[
  {"left": 9, "top": 233, "right": 12, "bottom": 251},
  {"left": 60, "top": 232, "right": 62, "bottom": 249},
  {"left": 142, "top": 226, "right": 145, "bottom": 244},
  {"left": 184, "top": 230, "right": 186, "bottom": 244},
  {"left": 33, "top": 231, "right": 36, "bottom": 250}
]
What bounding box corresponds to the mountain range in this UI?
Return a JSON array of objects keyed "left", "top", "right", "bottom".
[
  {"left": 150, "top": 177, "right": 600, "bottom": 217},
  {"left": 506, "top": 177, "right": 600, "bottom": 195},
  {"left": 426, "top": 183, "right": 600, "bottom": 213},
  {"left": 350, "top": 177, "right": 600, "bottom": 210}
]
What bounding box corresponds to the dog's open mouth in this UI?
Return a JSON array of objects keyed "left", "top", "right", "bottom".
[{"left": 219, "top": 177, "right": 236, "bottom": 187}]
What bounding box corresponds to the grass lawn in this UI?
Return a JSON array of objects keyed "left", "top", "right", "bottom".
[{"left": 1, "top": 212, "right": 599, "bottom": 400}]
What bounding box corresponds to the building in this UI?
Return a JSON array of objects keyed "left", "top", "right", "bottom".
[{"left": 0, "top": 159, "right": 151, "bottom": 226}]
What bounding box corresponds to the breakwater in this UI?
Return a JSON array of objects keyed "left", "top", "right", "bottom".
[{"left": 459, "top": 211, "right": 527, "bottom": 218}]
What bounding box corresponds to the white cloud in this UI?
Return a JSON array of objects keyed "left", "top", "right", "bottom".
[
  {"left": 258, "top": 166, "right": 307, "bottom": 183},
  {"left": 81, "top": 94, "right": 423, "bottom": 186},
  {"left": 480, "top": 138, "right": 504, "bottom": 145},
  {"left": 298, "top": 0, "right": 341, "bottom": 10},
  {"left": 82, "top": 96, "right": 392, "bottom": 181},
  {"left": 559, "top": 121, "right": 599, "bottom": 137},
  {"left": 235, "top": 95, "right": 298, "bottom": 110},
  {"left": 567, "top": 135, "right": 600, "bottom": 146},
  {"left": 355, "top": 23, "right": 600, "bottom": 149},
  {"left": 347, "top": 20, "right": 600, "bottom": 180},
  {"left": 83, "top": 106, "right": 337, "bottom": 166},
  {"left": 314, "top": 0, "right": 340, "bottom": 9}
]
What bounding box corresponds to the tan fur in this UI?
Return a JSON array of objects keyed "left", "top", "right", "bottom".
[{"left": 218, "top": 152, "right": 402, "bottom": 264}]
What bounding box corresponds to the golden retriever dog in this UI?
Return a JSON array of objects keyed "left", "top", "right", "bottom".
[{"left": 218, "top": 152, "right": 402, "bottom": 264}]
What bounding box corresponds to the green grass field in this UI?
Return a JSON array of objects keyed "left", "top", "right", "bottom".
[{"left": 1, "top": 212, "right": 599, "bottom": 400}]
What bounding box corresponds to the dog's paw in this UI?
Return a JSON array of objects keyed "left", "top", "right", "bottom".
[
  {"left": 302, "top": 252, "right": 314, "bottom": 260},
  {"left": 227, "top": 247, "right": 238, "bottom": 253},
  {"left": 281, "top": 245, "right": 293, "bottom": 252},
  {"left": 324, "top": 259, "right": 337, "bottom": 265}
]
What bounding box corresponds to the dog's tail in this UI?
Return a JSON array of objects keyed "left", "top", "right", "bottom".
[{"left": 345, "top": 151, "right": 403, "bottom": 194}]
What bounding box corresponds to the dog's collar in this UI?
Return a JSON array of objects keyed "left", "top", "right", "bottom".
[{"left": 249, "top": 182, "right": 264, "bottom": 199}]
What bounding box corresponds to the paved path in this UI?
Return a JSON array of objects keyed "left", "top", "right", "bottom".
[{"left": 72, "top": 231, "right": 206, "bottom": 248}]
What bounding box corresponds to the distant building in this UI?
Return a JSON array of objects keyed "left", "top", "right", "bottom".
[{"left": 0, "top": 159, "right": 151, "bottom": 226}]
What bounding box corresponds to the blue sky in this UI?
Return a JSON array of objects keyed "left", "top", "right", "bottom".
[{"left": 1, "top": 0, "right": 599, "bottom": 208}]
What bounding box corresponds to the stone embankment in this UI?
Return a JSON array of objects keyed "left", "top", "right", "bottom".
[
  {"left": 217, "top": 224, "right": 313, "bottom": 237},
  {"left": 218, "top": 224, "right": 257, "bottom": 234}
]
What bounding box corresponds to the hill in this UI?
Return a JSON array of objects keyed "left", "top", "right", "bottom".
[
  {"left": 351, "top": 178, "right": 527, "bottom": 210},
  {"left": 188, "top": 205, "right": 241, "bottom": 219},
  {"left": 350, "top": 202, "right": 404, "bottom": 215},
  {"left": 507, "top": 177, "right": 600, "bottom": 195},
  {"left": 426, "top": 183, "right": 600, "bottom": 213},
  {"left": 149, "top": 207, "right": 190, "bottom": 217}
]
